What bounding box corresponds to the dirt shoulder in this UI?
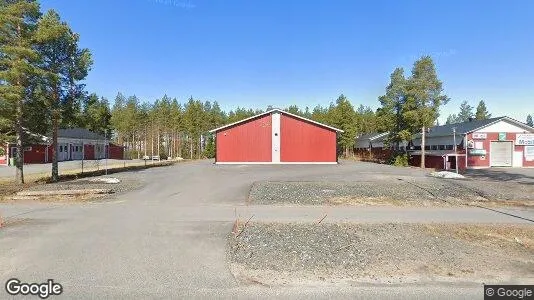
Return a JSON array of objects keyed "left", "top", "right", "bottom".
[{"left": 229, "top": 223, "right": 534, "bottom": 286}]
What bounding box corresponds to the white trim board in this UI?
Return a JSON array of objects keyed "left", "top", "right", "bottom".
[{"left": 272, "top": 112, "right": 281, "bottom": 163}]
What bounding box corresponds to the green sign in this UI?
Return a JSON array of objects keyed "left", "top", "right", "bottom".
[
  {"left": 469, "top": 149, "right": 487, "bottom": 156},
  {"left": 498, "top": 132, "right": 506, "bottom": 141}
]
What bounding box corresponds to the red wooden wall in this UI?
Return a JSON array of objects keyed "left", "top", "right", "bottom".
[
  {"left": 24, "top": 145, "right": 48, "bottom": 164},
  {"left": 280, "top": 114, "right": 337, "bottom": 162},
  {"left": 216, "top": 114, "right": 272, "bottom": 162},
  {"left": 84, "top": 145, "right": 95, "bottom": 160},
  {"left": 108, "top": 144, "right": 124, "bottom": 159}
]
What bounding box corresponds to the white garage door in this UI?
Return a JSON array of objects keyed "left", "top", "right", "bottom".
[{"left": 490, "top": 141, "right": 513, "bottom": 167}]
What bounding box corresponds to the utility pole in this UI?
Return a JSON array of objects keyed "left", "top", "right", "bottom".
[
  {"left": 453, "top": 127, "right": 458, "bottom": 174},
  {"left": 105, "top": 131, "right": 108, "bottom": 175}
]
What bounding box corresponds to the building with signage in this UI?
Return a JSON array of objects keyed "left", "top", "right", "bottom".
[{"left": 409, "top": 116, "right": 534, "bottom": 170}]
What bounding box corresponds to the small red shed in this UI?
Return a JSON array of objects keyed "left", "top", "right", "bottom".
[{"left": 209, "top": 109, "right": 343, "bottom": 164}]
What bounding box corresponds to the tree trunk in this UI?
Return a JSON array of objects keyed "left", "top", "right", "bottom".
[
  {"left": 151, "top": 126, "right": 154, "bottom": 156},
  {"left": 51, "top": 110, "right": 59, "bottom": 182},
  {"left": 420, "top": 126, "right": 426, "bottom": 168},
  {"left": 15, "top": 91, "right": 24, "bottom": 184},
  {"left": 198, "top": 135, "right": 202, "bottom": 159},
  {"left": 157, "top": 127, "right": 160, "bottom": 157},
  {"left": 190, "top": 136, "right": 193, "bottom": 159}
]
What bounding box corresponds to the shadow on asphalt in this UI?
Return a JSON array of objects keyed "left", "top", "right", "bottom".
[{"left": 464, "top": 169, "right": 534, "bottom": 185}]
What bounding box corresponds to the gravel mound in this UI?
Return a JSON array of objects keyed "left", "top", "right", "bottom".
[
  {"left": 249, "top": 178, "right": 534, "bottom": 206},
  {"left": 229, "top": 223, "right": 534, "bottom": 285}
]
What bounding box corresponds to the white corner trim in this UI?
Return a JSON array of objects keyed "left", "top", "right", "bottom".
[
  {"left": 215, "top": 162, "right": 338, "bottom": 165},
  {"left": 272, "top": 112, "right": 281, "bottom": 163}
]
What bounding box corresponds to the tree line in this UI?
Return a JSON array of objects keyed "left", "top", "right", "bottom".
[
  {"left": 106, "top": 93, "right": 379, "bottom": 160},
  {"left": 445, "top": 100, "right": 491, "bottom": 124}
]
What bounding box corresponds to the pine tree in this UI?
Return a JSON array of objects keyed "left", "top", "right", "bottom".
[
  {"left": 377, "top": 67, "right": 407, "bottom": 147},
  {"left": 527, "top": 114, "right": 533, "bottom": 127},
  {"left": 35, "top": 9, "right": 92, "bottom": 181},
  {"left": 475, "top": 100, "right": 491, "bottom": 120},
  {"left": 0, "top": 0, "right": 42, "bottom": 183},
  {"left": 445, "top": 114, "right": 459, "bottom": 125},
  {"left": 403, "top": 56, "right": 449, "bottom": 168},
  {"left": 457, "top": 101, "right": 474, "bottom": 122},
  {"left": 330, "top": 94, "right": 356, "bottom": 157}
]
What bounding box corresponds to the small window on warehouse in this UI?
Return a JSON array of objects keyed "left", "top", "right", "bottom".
[
  {"left": 59, "top": 146, "right": 63, "bottom": 152},
  {"left": 438, "top": 145, "right": 445, "bottom": 150},
  {"left": 431, "top": 145, "right": 438, "bottom": 150}
]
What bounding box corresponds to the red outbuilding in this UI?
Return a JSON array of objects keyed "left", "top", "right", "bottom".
[{"left": 209, "top": 109, "right": 343, "bottom": 164}]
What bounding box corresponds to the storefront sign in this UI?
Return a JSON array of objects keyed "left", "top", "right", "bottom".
[
  {"left": 516, "top": 134, "right": 534, "bottom": 146},
  {"left": 472, "top": 132, "right": 487, "bottom": 139},
  {"left": 469, "top": 149, "right": 487, "bottom": 156},
  {"left": 467, "top": 140, "right": 475, "bottom": 149},
  {"left": 525, "top": 146, "right": 534, "bottom": 161},
  {"left": 498, "top": 132, "right": 507, "bottom": 141}
]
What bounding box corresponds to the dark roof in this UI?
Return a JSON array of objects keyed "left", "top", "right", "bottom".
[
  {"left": 57, "top": 128, "right": 106, "bottom": 140},
  {"left": 423, "top": 117, "right": 503, "bottom": 137},
  {"left": 356, "top": 132, "right": 388, "bottom": 141}
]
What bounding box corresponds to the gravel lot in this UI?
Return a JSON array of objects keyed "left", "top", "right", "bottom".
[
  {"left": 249, "top": 177, "right": 534, "bottom": 206},
  {"left": 229, "top": 223, "right": 534, "bottom": 286}
]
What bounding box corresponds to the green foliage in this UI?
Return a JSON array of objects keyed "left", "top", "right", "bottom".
[
  {"left": 447, "top": 101, "right": 475, "bottom": 125},
  {"left": 203, "top": 135, "right": 215, "bottom": 158},
  {"left": 445, "top": 114, "right": 459, "bottom": 125},
  {"left": 388, "top": 153, "right": 409, "bottom": 167},
  {"left": 457, "top": 100, "right": 474, "bottom": 122},
  {"left": 527, "top": 115, "right": 533, "bottom": 127},
  {"left": 377, "top": 57, "right": 448, "bottom": 153},
  {"left": 403, "top": 56, "right": 449, "bottom": 132},
  {"left": 377, "top": 67, "right": 407, "bottom": 146},
  {"left": 475, "top": 100, "right": 491, "bottom": 120}
]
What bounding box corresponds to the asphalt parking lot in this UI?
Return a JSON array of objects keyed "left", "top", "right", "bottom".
[{"left": 0, "top": 159, "right": 533, "bottom": 299}]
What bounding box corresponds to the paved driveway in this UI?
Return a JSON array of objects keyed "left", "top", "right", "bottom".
[{"left": 0, "top": 160, "right": 530, "bottom": 299}]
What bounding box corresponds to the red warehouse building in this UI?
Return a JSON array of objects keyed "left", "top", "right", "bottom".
[
  {"left": 209, "top": 109, "right": 343, "bottom": 164},
  {"left": 0, "top": 128, "right": 125, "bottom": 165},
  {"left": 409, "top": 117, "right": 534, "bottom": 170}
]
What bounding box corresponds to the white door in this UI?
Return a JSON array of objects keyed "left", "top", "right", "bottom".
[
  {"left": 490, "top": 141, "right": 513, "bottom": 167},
  {"left": 513, "top": 151, "right": 523, "bottom": 167}
]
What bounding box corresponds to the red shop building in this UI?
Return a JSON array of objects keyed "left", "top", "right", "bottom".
[
  {"left": 409, "top": 117, "right": 534, "bottom": 170},
  {"left": 209, "top": 108, "right": 343, "bottom": 164}
]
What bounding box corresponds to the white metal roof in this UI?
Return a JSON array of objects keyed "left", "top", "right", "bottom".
[{"left": 208, "top": 108, "right": 344, "bottom": 133}]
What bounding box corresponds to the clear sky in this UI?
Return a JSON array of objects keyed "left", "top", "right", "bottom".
[{"left": 40, "top": 0, "right": 534, "bottom": 123}]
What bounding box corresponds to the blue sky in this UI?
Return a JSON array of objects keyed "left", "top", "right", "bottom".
[{"left": 40, "top": 0, "right": 534, "bottom": 123}]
